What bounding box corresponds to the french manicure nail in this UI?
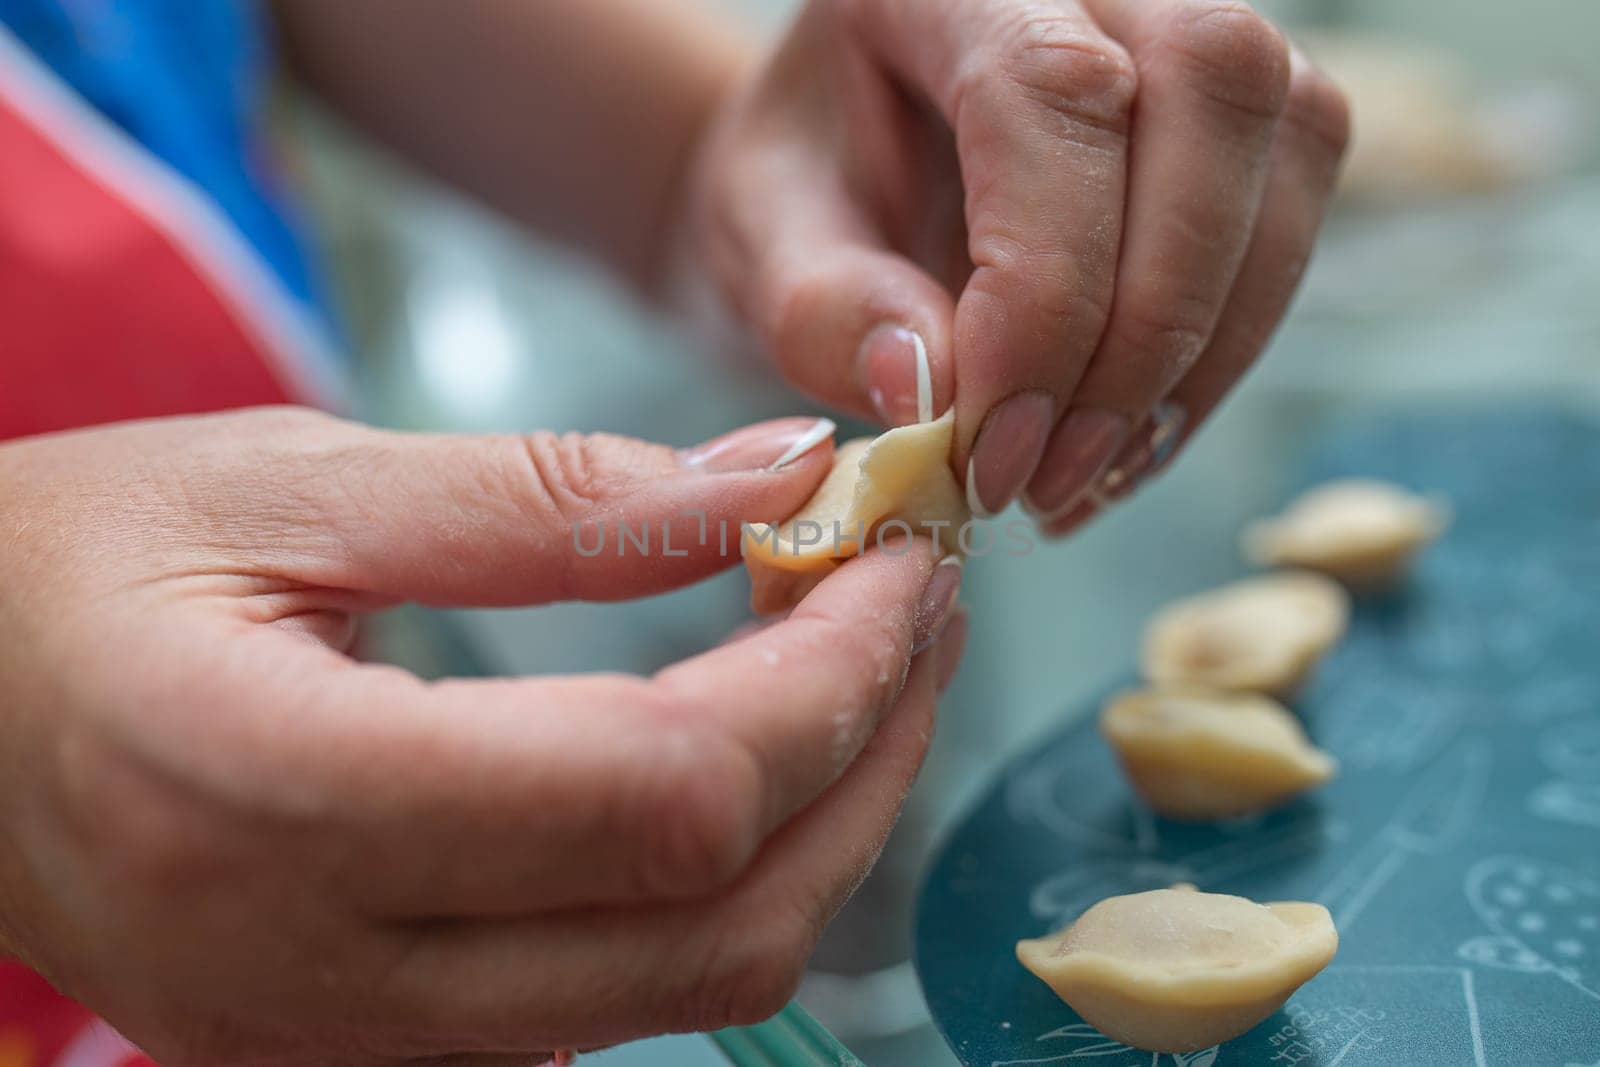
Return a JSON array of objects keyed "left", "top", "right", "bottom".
[
  {"left": 1025, "top": 408, "right": 1129, "bottom": 517},
  {"left": 684, "top": 417, "right": 835, "bottom": 474},
  {"left": 966, "top": 390, "right": 1055, "bottom": 518},
  {"left": 858, "top": 324, "right": 933, "bottom": 426},
  {"left": 769, "top": 416, "right": 839, "bottom": 471},
  {"left": 912, "top": 556, "right": 964, "bottom": 654}
]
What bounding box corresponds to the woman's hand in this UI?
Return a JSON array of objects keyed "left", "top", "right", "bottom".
[
  {"left": 690, "top": 0, "right": 1350, "bottom": 530},
  {"left": 0, "top": 408, "right": 964, "bottom": 1065}
]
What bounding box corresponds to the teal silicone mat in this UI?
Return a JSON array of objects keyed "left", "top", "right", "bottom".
[{"left": 915, "top": 411, "right": 1600, "bottom": 1067}]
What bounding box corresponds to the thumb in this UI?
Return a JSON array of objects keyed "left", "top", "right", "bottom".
[{"left": 302, "top": 415, "right": 837, "bottom": 606}]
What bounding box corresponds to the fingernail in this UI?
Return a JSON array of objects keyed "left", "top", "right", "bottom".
[
  {"left": 684, "top": 417, "right": 835, "bottom": 474},
  {"left": 1024, "top": 408, "right": 1129, "bottom": 517},
  {"left": 935, "top": 608, "right": 969, "bottom": 693},
  {"left": 912, "top": 556, "right": 964, "bottom": 654},
  {"left": 966, "top": 390, "right": 1054, "bottom": 517},
  {"left": 858, "top": 324, "right": 934, "bottom": 426},
  {"left": 1098, "top": 402, "right": 1187, "bottom": 500}
]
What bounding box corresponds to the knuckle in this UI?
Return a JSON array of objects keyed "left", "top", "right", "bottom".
[
  {"left": 512, "top": 430, "right": 606, "bottom": 525},
  {"left": 988, "top": 16, "right": 1137, "bottom": 136},
  {"left": 634, "top": 705, "right": 765, "bottom": 896},
  {"left": 1282, "top": 62, "right": 1353, "bottom": 159},
  {"left": 1154, "top": 1, "right": 1291, "bottom": 123},
  {"left": 964, "top": 260, "right": 1114, "bottom": 348}
]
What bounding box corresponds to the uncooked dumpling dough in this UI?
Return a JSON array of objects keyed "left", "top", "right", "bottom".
[
  {"left": 743, "top": 411, "right": 968, "bottom": 614},
  {"left": 1101, "top": 687, "right": 1337, "bottom": 820},
  {"left": 1142, "top": 573, "right": 1349, "bottom": 698},
  {"left": 1300, "top": 32, "right": 1565, "bottom": 202},
  {"left": 1243, "top": 479, "right": 1449, "bottom": 588},
  {"left": 1017, "top": 884, "right": 1339, "bottom": 1053}
]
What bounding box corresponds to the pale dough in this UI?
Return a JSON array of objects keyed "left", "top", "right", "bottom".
[
  {"left": 1141, "top": 573, "right": 1349, "bottom": 698},
  {"left": 1243, "top": 479, "right": 1449, "bottom": 588},
  {"left": 1017, "top": 884, "right": 1339, "bottom": 1053},
  {"left": 1300, "top": 32, "right": 1560, "bottom": 202},
  {"left": 1100, "top": 687, "right": 1337, "bottom": 820},
  {"left": 743, "top": 411, "right": 968, "bottom": 614}
]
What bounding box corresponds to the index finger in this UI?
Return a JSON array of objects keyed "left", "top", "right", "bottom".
[{"left": 852, "top": 0, "right": 1136, "bottom": 512}]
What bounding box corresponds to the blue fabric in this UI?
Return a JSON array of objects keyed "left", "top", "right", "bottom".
[{"left": 0, "top": 0, "right": 338, "bottom": 345}]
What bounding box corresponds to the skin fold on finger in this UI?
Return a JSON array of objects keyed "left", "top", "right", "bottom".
[
  {"left": 848, "top": 0, "right": 1140, "bottom": 510},
  {"left": 270, "top": 607, "right": 362, "bottom": 652},
  {"left": 1026, "top": 0, "right": 1291, "bottom": 519},
  {"left": 102, "top": 542, "right": 940, "bottom": 923},
  {"left": 362, "top": 652, "right": 942, "bottom": 1054}
]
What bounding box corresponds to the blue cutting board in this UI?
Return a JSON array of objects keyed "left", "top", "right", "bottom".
[{"left": 915, "top": 411, "right": 1600, "bottom": 1067}]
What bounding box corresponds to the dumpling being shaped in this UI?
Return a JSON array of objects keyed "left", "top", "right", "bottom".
[{"left": 743, "top": 410, "right": 968, "bottom": 614}]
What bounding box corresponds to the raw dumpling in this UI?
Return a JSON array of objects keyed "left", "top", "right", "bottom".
[
  {"left": 1141, "top": 573, "right": 1349, "bottom": 698},
  {"left": 743, "top": 411, "right": 968, "bottom": 613},
  {"left": 1100, "top": 687, "right": 1337, "bottom": 820},
  {"left": 1016, "top": 884, "right": 1339, "bottom": 1053},
  {"left": 1243, "top": 479, "right": 1449, "bottom": 588}
]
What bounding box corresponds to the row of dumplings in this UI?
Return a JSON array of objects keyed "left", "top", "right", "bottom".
[
  {"left": 1017, "top": 479, "right": 1448, "bottom": 1053},
  {"left": 1110, "top": 479, "right": 1449, "bottom": 821}
]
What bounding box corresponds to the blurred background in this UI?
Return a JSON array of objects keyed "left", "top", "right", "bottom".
[{"left": 273, "top": 0, "right": 1600, "bottom": 1062}]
